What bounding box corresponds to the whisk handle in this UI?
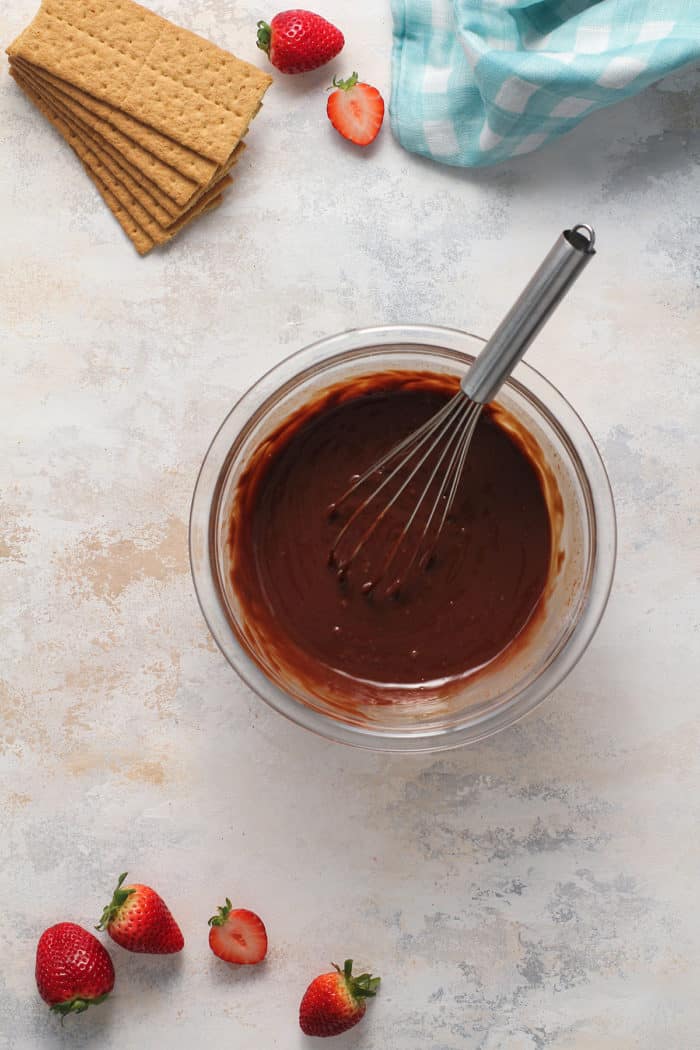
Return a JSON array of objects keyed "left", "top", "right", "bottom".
[{"left": 462, "top": 224, "right": 596, "bottom": 404}]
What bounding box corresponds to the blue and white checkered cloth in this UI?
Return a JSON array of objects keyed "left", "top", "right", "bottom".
[{"left": 390, "top": 0, "right": 700, "bottom": 166}]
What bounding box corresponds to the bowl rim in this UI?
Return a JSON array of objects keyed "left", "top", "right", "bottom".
[{"left": 189, "top": 324, "right": 617, "bottom": 752}]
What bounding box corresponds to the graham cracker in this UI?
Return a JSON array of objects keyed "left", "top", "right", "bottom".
[
  {"left": 10, "top": 56, "right": 217, "bottom": 195},
  {"left": 16, "top": 64, "right": 178, "bottom": 226},
  {"left": 57, "top": 101, "right": 243, "bottom": 228},
  {"left": 12, "top": 72, "right": 232, "bottom": 253},
  {"left": 91, "top": 175, "right": 223, "bottom": 254},
  {"left": 164, "top": 179, "right": 230, "bottom": 235},
  {"left": 12, "top": 57, "right": 198, "bottom": 209},
  {"left": 88, "top": 172, "right": 154, "bottom": 255},
  {"left": 14, "top": 63, "right": 246, "bottom": 225},
  {"left": 8, "top": 0, "right": 272, "bottom": 164}
]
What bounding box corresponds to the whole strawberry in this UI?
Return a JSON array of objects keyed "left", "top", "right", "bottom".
[
  {"left": 96, "top": 872, "right": 184, "bottom": 954},
  {"left": 256, "top": 10, "right": 344, "bottom": 74},
  {"left": 208, "top": 898, "right": 268, "bottom": 965},
  {"left": 36, "top": 922, "right": 115, "bottom": 1016},
  {"left": 299, "top": 959, "right": 380, "bottom": 1038}
]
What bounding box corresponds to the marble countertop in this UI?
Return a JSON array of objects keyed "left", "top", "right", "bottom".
[{"left": 1, "top": 2, "right": 698, "bottom": 1047}]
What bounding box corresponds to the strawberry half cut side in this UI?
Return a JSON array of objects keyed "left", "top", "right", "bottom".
[
  {"left": 208, "top": 899, "right": 268, "bottom": 965},
  {"left": 326, "top": 73, "right": 385, "bottom": 146}
]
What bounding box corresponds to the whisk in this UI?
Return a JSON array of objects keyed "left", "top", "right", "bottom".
[{"left": 329, "top": 224, "right": 596, "bottom": 595}]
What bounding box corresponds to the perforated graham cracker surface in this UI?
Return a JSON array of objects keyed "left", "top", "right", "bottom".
[
  {"left": 12, "top": 62, "right": 247, "bottom": 226},
  {"left": 12, "top": 71, "right": 232, "bottom": 253},
  {"left": 11, "top": 57, "right": 218, "bottom": 193},
  {"left": 15, "top": 65, "right": 178, "bottom": 225},
  {"left": 12, "top": 58, "right": 201, "bottom": 208},
  {"left": 16, "top": 73, "right": 155, "bottom": 254},
  {"left": 8, "top": 0, "right": 272, "bottom": 163}
]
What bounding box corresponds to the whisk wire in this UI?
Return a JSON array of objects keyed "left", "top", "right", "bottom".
[
  {"left": 329, "top": 393, "right": 466, "bottom": 570},
  {"left": 374, "top": 395, "right": 476, "bottom": 591},
  {"left": 421, "top": 400, "right": 482, "bottom": 548},
  {"left": 436, "top": 402, "right": 483, "bottom": 536},
  {"left": 331, "top": 394, "right": 459, "bottom": 511}
]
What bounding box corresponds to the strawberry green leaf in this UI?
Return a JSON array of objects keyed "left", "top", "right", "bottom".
[
  {"left": 331, "top": 72, "right": 359, "bottom": 92},
  {"left": 333, "top": 959, "right": 381, "bottom": 1000},
  {"left": 208, "top": 898, "right": 233, "bottom": 927},
  {"left": 50, "top": 993, "right": 109, "bottom": 1017},
  {"left": 256, "top": 21, "right": 272, "bottom": 55},
  {"left": 95, "top": 872, "right": 135, "bottom": 931}
]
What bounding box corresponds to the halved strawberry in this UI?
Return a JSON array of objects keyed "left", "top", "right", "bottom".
[
  {"left": 208, "top": 899, "right": 268, "bottom": 965},
  {"left": 326, "top": 73, "right": 384, "bottom": 147}
]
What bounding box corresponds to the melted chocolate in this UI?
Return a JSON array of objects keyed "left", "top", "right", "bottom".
[{"left": 228, "top": 373, "right": 552, "bottom": 694}]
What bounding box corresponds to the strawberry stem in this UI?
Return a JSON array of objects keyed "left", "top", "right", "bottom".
[
  {"left": 208, "top": 897, "right": 233, "bottom": 927},
  {"left": 331, "top": 72, "right": 359, "bottom": 92},
  {"left": 51, "top": 992, "right": 109, "bottom": 1016},
  {"left": 332, "top": 959, "right": 381, "bottom": 1000},
  {"left": 95, "top": 872, "right": 134, "bottom": 931},
  {"left": 256, "top": 21, "right": 272, "bottom": 55}
]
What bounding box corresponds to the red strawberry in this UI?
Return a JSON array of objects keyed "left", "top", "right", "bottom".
[
  {"left": 326, "top": 73, "right": 385, "bottom": 147},
  {"left": 96, "top": 872, "right": 184, "bottom": 954},
  {"left": 36, "top": 922, "right": 115, "bottom": 1017},
  {"left": 208, "top": 898, "right": 268, "bottom": 964},
  {"left": 256, "top": 10, "right": 344, "bottom": 74},
  {"left": 299, "top": 959, "right": 380, "bottom": 1038}
]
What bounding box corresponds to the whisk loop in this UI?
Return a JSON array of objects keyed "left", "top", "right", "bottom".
[{"left": 328, "top": 224, "right": 596, "bottom": 595}]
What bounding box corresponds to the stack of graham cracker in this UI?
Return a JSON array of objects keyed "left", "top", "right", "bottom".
[{"left": 7, "top": 0, "right": 272, "bottom": 254}]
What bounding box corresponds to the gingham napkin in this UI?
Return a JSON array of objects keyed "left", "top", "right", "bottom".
[{"left": 390, "top": 0, "right": 700, "bottom": 166}]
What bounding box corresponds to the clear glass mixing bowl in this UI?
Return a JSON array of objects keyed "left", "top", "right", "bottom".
[{"left": 189, "top": 325, "right": 616, "bottom": 752}]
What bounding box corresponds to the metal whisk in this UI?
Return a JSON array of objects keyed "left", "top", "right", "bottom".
[{"left": 329, "top": 224, "right": 596, "bottom": 595}]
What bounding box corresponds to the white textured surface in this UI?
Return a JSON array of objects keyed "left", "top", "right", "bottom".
[{"left": 1, "top": 3, "right": 699, "bottom": 1047}]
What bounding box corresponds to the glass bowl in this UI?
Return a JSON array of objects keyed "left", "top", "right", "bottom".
[{"left": 189, "top": 325, "right": 616, "bottom": 752}]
